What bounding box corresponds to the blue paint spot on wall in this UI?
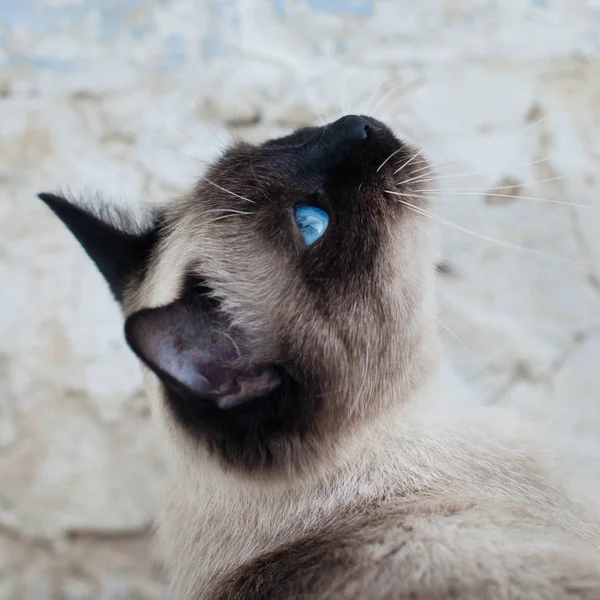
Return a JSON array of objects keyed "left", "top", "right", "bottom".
[
  {"left": 268, "top": 0, "right": 373, "bottom": 17},
  {"left": 0, "top": 0, "right": 171, "bottom": 69},
  {"left": 268, "top": 0, "right": 286, "bottom": 17},
  {"left": 532, "top": 0, "right": 548, "bottom": 7},
  {"left": 162, "top": 34, "right": 187, "bottom": 66},
  {"left": 303, "top": 0, "right": 373, "bottom": 16},
  {"left": 201, "top": 0, "right": 240, "bottom": 58},
  {"left": 0, "top": 0, "right": 155, "bottom": 38},
  {"left": 28, "top": 57, "right": 79, "bottom": 71},
  {"left": 0, "top": 1, "right": 61, "bottom": 34},
  {"left": 131, "top": 23, "right": 152, "bottom": 39},
  {"left": 0, "top": 53, "right": 81, "bottom": 71}
]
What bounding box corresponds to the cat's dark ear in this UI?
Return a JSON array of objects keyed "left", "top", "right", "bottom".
[
  {"left": 38, "top": 193, "right": 160, "bottom": 303},
  {"left": 124, "top": 296, "right": 281, "bottom": 410}
]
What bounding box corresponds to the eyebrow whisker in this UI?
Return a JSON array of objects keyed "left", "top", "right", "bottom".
[{"left": 203, "top": 179, "right": 256, "bottom": 204}]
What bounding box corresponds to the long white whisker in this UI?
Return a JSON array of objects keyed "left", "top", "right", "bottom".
[
  {"left": 370, "top": 81, "right": 412, "bottom": 118},
  {"left": 379, "top": 97, "right": 416, "bottom": 125},
  {"left": 362, "top": 80, "right": 386, "bottom": 115},
  {"left": 353, "top": 348, "right": 369, "bottom": 416},
  {"left": 485, "top": 155, "right": 558, "bottom": 172},
  {"left": 386, "top": 193, "right": 598, "bottom": 264},
  {"left": 204, "top": 208, "right": 254, "bottom": 216},
  {"left": 401, "top": 161, "right": 441, "bottom": 178},
  {"left": 210, "top": 212, "right": 254, "bottom": 222},
  {"left": 195, "top": 102, "right": 227, "bottom": 146},
  {"left": 399, "top": 174, "right": 568, "bottom": 190},
  {"left": 220, "top": 331, "right": 242, "bottom": 360},
  {"left": 136, "top": 86, "right": 212, "bottom": 153},
  {"left": 302, "top": 88, "right": 329, "bottom": 125},
  {"left": 203, "top": 179, "right": 255, "bottom": 204},
  {"left": 392, "top": 146, "right": 561, "bottom": 178},
  {"left": 387, "top": 189, "right": 599, "bottom": 212},
  {"left": 426, "top": 308, "right": 490, "bottom": 378},
  {"left": 399, "top": 154, "right": 560, "bottom": 184},
  {"left": 127, "top": 120, "right": 252, "bottom": 206},
  {"left": 128, "top": 131, "right": 211, "bottom": 164},
  {"left": 393, "top": 147, "right": 427, "bottom": 176},
  {"left": 340, "top": 75, "right": 350, "bottom": 115},
  {"left": 523, "top": 95, "right": 577, "bottom": 133},
  {"left": 376, "top": 147, "right": 406, "bottom": 173}
]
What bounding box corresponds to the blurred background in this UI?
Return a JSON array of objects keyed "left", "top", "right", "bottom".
[{"left": 1, "top": 0, "right": 600, "bottom": 597}]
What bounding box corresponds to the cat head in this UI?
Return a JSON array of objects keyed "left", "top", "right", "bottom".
[{"left": 39, "top": 115, "right": 439, "bottom": 474}]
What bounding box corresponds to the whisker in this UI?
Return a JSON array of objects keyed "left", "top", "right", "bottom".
[
  {"left": 303, "top": 88, "right": 330, "bottom": 126},
  {"left": 401, "top": 161, "right": 440, "bottom": 178},
  {"left": 135, "top": 86, "right": 213, "bottom": 153},
  {"left": 395, "top": 154, "right": 560, "bottom": 186},
  {"left": 313, "top": 386, "right": 349, "bottom": 399},
  {"left": 340, "top": 75, "right": 350, "bottom": 115},
  {"left": 352, "top": 347, "right": 370, "bottom": 416},
  {"left": 425, "top": 308, "right": 490, "bottom": 378},
  {"left": 379, "top": 99, "right": 415, "bottom": 125},
  {"left": 204, "top": 208, "right": 255, "bottom": 216},
  {"left": 523, "top": 94, "right": 578, "bottom": 133},
  {"left": 376, "top": 147, "right": 406, "bottom": 173},
  {"left": 132, "top": 88, "right": 261, "bottom": 212},
  {"left": 128, "top": 130, "right": 254, "bottom": 206},
  {"left": 220, "top": 331, "right": 242, "bottom": 360},
  {"left": 393, "top": 147, "right": 428, "bottom": 176},
  {"left": 210, "top": 211, "right": 254, "bottom": 222},
  {"left": 195, "top": 102, "right": 227, "bottom": 147},
  {"left": 369, "top": 81, "right": 412, "bottom": 119},
  {"left": 386, "top": 193, "right": 598, "bottom": 265},
  {"left": 361, "top": 79, "right": 387, "bottom": 116},
  {"left": 399, "top": 173, "right": 568, "bottom": 190},
  {"left": 203, "top": 179, "right": 256, "bottom": 204},
  {"left": 388, "top": 189, "right": 599, "bottom": 212},
  {"left": 127, "top": 131, "right": 211, "bottom": 165}
]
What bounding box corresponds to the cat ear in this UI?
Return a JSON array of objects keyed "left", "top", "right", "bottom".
[
  {"left": 124, "top": 299, "right": 281, "bottom": 410},
  {"left": 38, "top": 193, "right": 159, "bottom": 303}
]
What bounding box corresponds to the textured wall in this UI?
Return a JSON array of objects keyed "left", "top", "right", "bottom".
[{"left": 1, "top": 0, "right": 600, "bottom": 598}]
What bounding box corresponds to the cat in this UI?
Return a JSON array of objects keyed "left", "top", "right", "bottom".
[{"left": 39, "top": 114, "right": 600, "bottom": 599}]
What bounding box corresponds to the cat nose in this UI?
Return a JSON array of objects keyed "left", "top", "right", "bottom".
[
  {"left": 322, "top": 115, "right": 378, "bottom": 154},
  {"left": 329, "top": 115, "right": 378, "bottom": 145},
  {"left": 303, "top": 115, "right": 378, "bottom": 170}
]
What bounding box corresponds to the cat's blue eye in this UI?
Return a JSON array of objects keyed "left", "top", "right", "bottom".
[{"left": 294, "top": 206, "right": 329, "bottom": 246}]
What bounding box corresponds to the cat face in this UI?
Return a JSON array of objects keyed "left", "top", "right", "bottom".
[{"left": 39, "top": 115, "right": 438, "bottom": 473}]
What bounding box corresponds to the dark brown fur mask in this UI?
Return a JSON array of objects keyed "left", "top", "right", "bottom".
[{"left": 39, "top": 115, "right": 438, "bottom": 474}]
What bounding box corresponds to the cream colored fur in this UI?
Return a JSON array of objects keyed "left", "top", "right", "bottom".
[
  {"left": 129, "top": 224, "right": 600, "bottom": 599},
  {"left": 110, "top": 131, "right": 600, "bottom": 599}
]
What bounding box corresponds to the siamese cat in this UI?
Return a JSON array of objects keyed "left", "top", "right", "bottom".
[{"left": 39, "top": 115, "right": 600, "bottom": 599}]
